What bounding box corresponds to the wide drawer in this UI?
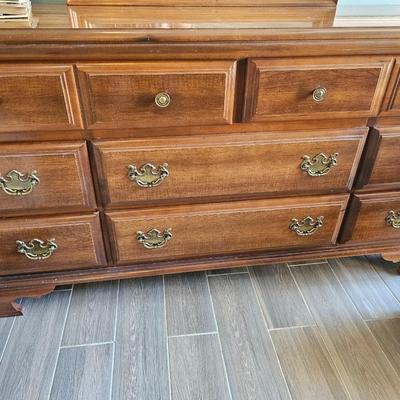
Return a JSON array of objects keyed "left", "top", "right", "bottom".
[
  {"left": 94, "top": 130, "right": 365, "bottom": 207},
  {"left": 0, "top": 213, "right": 106, "bottom": 275},
  {"left": 0, "top": 64, "right": 82, "bottom": 132},
  {"left": 0, "top": 142, "right": 96, "bottom": 215},
  {"left": 77, "top": 61, "right": 236, "bottom": 129},
  {"left": 343, "top": 192, "right": 400, "bottom": 244},
  {"left": 356, "top": 128, "right": 400, "bottom": 191},
  {"left": 106, "top": 194, "right": 348, "bottom": 265},
  {"left": 243, "top": 57, "right": 393, "bottom": 122}
]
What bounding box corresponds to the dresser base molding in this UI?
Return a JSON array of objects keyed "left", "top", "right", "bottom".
[
  {"left": 1, "top": 243, "right": 399, "bottom": 317},
  {"left": 0, "top": 285, "right": 55, "bottom": 318}
]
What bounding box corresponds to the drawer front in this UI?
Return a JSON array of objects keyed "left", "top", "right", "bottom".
[
  {"left": 77, "top": 61, "right": 236, "bottom": 129},
  {"left": 346, "top": 192, "right": 400, "bottom": 244},
  {"left": 0, "top": 213, "right": 106, "bottom": 275},
  {"left": 94, "top": 130, "right": 365, "bottom": 207},
  {"left": 382, "top": 61, "right": 400, "bottom": 116},
  {"left": 0, "top": 64, "right": 83, "bottom": 132},
  {"left": 107, "top": 195, "right": 348, "bottom": 265},
  {"left": 368, "top": 129, "right": 400, "bottom": 190},
  {"left": 244, "top": 57, "right": 393, "bottom": 122},
  {"left": 0, "top": 142, "right": 96, "bottom": 215}
]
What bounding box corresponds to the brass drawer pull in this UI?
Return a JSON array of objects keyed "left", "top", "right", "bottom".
[
  {"left": 300, "top": 153, "right": 338, "bottom": 177},
  {"left": 137, "top": 228, "right": 172, "bottom": 249},
  {"left": 128, "top": 163, "right": 169, "bottom": 188},
  {"left": 0, "top": 170, "right": 40, "bottom": 196},
  {"left": 155, "top": 92, "right": 171, "bottom": 108},
  {"left": 290, "top": 216, "right": 324, "bottom": 236},
  {"left": 386, "top": 211, "right": 400, "bottom": 229},
  {"left": 16, "top": 238, "right": 57, "bottom": 261},
  {"left": 312, "top": 86, "right": 327, "bottom": 102}
]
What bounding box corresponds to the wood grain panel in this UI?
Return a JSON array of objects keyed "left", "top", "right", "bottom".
[
  {"left": 112, "top": 277, "right": 169, "bottom": 400},
  {"left": 107, "top": 195, "right": 348, "bottom": 265},
  {"left": 361, "top": 127, "right": 400, "bottom": 191},
  {"left": 329, "top": 257, "right": 400, "bottom": 320},
  {"left": 271, "top": 327, "right": 349, "bottom": 400},
  {"left": 94, "top": 130, "right": 365, "bottom": 207},
  {"left": 0, "top": 213, "right": 106, "bottom": 275},
  {"left": 68, "top": 0, "right": 337, "bottom": 5},
  {"left": 291, "top": 263, "right": 400, "bottom": 400},
  {"left": 77, "top": 61, "right": 236, "bottom": 129},
  {"left": 165, "top": 272, "right": 216, "bottom": 336},
  {"left": 249, "top": 264, "right": 314, "bottom": 328},
  {"left": 382, "top": 60, "right": 400, "bottom": 116},
  {"left": 0, "top": 291, "right": 70, "bottom": 400},
  {"left": 0, "top": 141, "right": 95, "bottom": 215},
  {"left": 49, "top": 344, "right": 113, "bottom": 400},
  {"left": 62, "top": 281, "right": 118, "bottom": 346},
  {"left": 367, "top": 318, "right": 400, "bottom": 375},
  {"left": 169, "top": 334, "right": 230, "bottom": 400},
  {"left": 244, "top": 56, "right": 393, "bottom": 122},
  {"left": 0, "top": 64, "right": 82, "bottom": 132},
  {"left": 209, "top": 273, "right": 291, "bottom": 400},
  {"left": 347, "top": 192, "right": 400, "bottom": 244}
]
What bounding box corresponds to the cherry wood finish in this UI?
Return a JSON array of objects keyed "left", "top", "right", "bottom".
[
  {"left": 355, "top": 127, "right": 400, "bottom": 192},
  {"left": 0, "top": 64, "right": 83, "bottom": 132},
  {"left": 0, "top": 213, "right": 106, "bottom": 276},
  {"left": 94, "top": 130, "right": 366, "bottom": 208},
  {"left": 77, "top": 61, "right": 236, "bottom": 130},
  {"left": 0, "top": 141, "right": 96, "bottom": 216},
  {"left": 244, "top": 57, "right": 394, "bottom": 122},
  {"left": 345, "top": 192, "right": 400, "bottom": 245},
  {"left": 1, "top": 6, "right": 400, "bottom": 316},
  {"left": 106, "top": 195, "right": 348, "bottom": 265}
]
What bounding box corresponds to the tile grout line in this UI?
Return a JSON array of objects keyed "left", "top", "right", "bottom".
[
  {"left": 207, "top": 271, "right": 249, "bottom": 277},
  {"left": 328, "top": 259, "right": 400, "bottom": 381},
  {"left": 247, "top": 266, "right": 294, "bottom": 400},
  {"left": 60, "top": 341, "right": 114, "bottom": 349},
  {"left": 287, "top": 263, "right": 316, "bottom": 327},
  {"left": 168, "top": 331, "right": 218, "bottom": 339},
  {"left": 163, "top": 275, "right": 172, "bottom": 400},
  {"left": 0, "top": 298, "right": 21, "bottom": 364},
  {"left": 368, "top": 257, "right": 400, "bottom": 304},
  {"left": 205, "top": 272, "right": 234, "bottom": 400},
  {"left": 46, "top": 285, "right": 74, "bottom": 400},
  {"left": 288, "top": 260, "right": 329, "bottom": 267},
  {"left": 269, "top": 324, "right": 317, "bottom": 332},
  {"left": 109, "top": 279, "right": 120, "bottom": 400},
  {"left": 364, "top": 315, "right": 400, "bottom": 323},
  {"left": 287, "top": 262, "right": 355, "bottom": 400}
]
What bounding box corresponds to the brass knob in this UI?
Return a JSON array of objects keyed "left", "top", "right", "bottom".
[
  {"left": 290, "top": 216, "right": 324, "bottom": 236},
  {"left": 155, "top": 92, "right": 171, "bottom": 108},
  {"left": 0, "top": 169, "right": 39, "bottom": 196},
  {"left": 312, "top": 87, "right": 327, "bottom": 102},
  {"left": 128, "top": 163, "right": 169, "bottom": 188},
  {"left": 300, "top": 153, "right": 338, "bottom": 177},
  {"left": 137, "top": 228, "right": 172, "bottom": 249}
]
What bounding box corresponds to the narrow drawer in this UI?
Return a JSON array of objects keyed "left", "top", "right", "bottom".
[
  {"left": 244, "top": 57, "right": 393, "bottom": 122},
  {"left": 343, "top": 192, "right": 400, "bottom": 244},
  {"left": 0, "top": 64, "right": 82, "bottom": 132},
  {"left": 77, "top": 61, "right": 236, "bottom": 129},
  {"left": 0, "top": 213, "right": 106, "bottom": 275},
  {"left": 0, "top": 142, "right": 96, "bottom": 215},
  {"left": 94, "top": 130, "right": 365, "bottom": 207},
  {"left": 356, "top": 128, "right": 400, "bottom": 191},
  {"left": 106, "top": 194, "right": 348, "bottom": 265}
]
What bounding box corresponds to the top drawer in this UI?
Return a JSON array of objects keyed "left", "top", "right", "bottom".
[
  {"left": 77, "top": 61, "right": 236, "bottom": 129},
  {"left": 0, "top": 64, "right": 83, "bottom": 132},
  {"left": 243, "top": 57, "right": 393, "bottom": 122}
]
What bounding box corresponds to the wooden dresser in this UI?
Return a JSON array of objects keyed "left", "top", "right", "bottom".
[{"left": 1, "top": 0, "right": 400, "bottom": 317}]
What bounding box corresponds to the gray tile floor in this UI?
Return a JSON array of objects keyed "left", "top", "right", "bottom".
[{"left": 1, "top": 255, "right": 400, "bottom": 400}]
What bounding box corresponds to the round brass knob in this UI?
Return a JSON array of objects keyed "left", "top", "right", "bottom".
[
  {"left": 155, "top": 92, "right": 171, "bottom": 108},
  {"left": 312, "top": 87, "right": 327, "bottom": 102}
]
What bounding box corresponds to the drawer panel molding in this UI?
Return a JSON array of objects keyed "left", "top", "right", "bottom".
[{"left": 106, "top": 194, "right": 348, "bottom": 265}]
